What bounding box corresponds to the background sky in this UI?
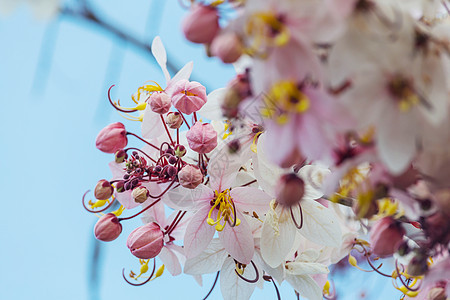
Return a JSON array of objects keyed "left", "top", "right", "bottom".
[{"left": 0, "top": 1, "right": 402, "bottom": 299}]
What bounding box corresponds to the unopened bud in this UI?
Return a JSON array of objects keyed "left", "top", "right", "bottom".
[
  {"left": 132, "top": 186, "right": 149, "bottom": 204},
  {"left": 166, "top": 112, "right": 183, "bottom": 129},
  {"left": 94, "top": 213, "right": 122, "bottom": 242},
  {"left": 178, "top": 164, "right": 203, "bottom": 189},
  {"left": 275, "top": 173, "right": 305, "bottom": 206},
  {"left": 427, "top": 287, "right": 447, "bottom": 300},
  {"left": 116, "top": 180, "right": 125, "bottom": 193},
  {"left": 174, "top": 144, "right": 186, "bottom": 158},
  {"left": 127, "top": 222, "right": 164, "bottom": 259},
  {"left": 407, "top": 253, "right": 428, "bottom": 276},
  {"left": 182, "top": 4, "right": 219, "bottom": 44},
  {"left": 115, "top": 149, "right": 127, "bottom": 163},
  {"left": 171, "top": 80, "right": 207, "bottom": 115},
  {"left": 370, "top": 217, "right": 405, "bottom": 257},
  {"left": 94, "top": 180, "right": 114, "bottom": 200},
  {"left": 186, "top": 122, "right": 218, "bottom": 153},
  {"left": 210, "top": 32, "right": 243, "bottom": 63},
  {"left": 149, "top": 91, "right": 171, "bottom": 114},
  {"left": 95, "top": 122, "right": 128, "bottom": 153}
]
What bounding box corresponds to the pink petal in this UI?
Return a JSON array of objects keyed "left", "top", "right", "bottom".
[
  {"left": 219, "top": 212, "right": 254, "bottom": 264},
  {"left": 184, "top": 205, "right": 216, "bottom": 259},
  {"left": 230, "top": 187, "right": 271, "bottom": 216}
]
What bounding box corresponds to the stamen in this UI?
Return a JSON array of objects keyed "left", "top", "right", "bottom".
[
  {"left": 202, "top": 271, "right": 220, "bottom": 300},
  {"left": 122, "top": 258, "right": 156, "bottom": 286},
  {"left": 82, "top": 190, "right": 116, "bottom": 213},
  {"left": 290, "top": 203, "right": 303, "bottom": 229},
  {"left": 234, "top": 260, "right": 259, "bottom": 283}
]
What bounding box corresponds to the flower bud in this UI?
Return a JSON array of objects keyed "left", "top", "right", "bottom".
[
  {"left": 171, "top": 80, "right": 207, "bottom": 115},
  {"left": 132, "top": 186, "right": 149, "bottom": 204},
  {"left": 166, "top": 112, "right": 183, "bottom": 129},
  {"left": 369, "top": 217, "right": 405, "bottom": 257},
  {"left": 210, "top": 32, "right": 243, "bottom": 63},
  {"left": 174, "top": 144, "right": 186, "bottom": 158},
  {"left": 427, "top": 287, "right": 447, "bottom": 300},
  {"left": 115, "top": 149, "right": 127, "bottom": 163},
  {"left": 221, "top": 73, "right": 251, "bottom": 118},
  {"left": 116, "top": 180, "right": 125, "bottom": 193},
  {"left": 95, "top": 122, "right": 128, "bottom": 153},
  {"left": 94, "top": 213, "right": 122, "bottom": 242},
  {"left": 182, "top": 4, "right": 219, "bottom": 44},
  {"left": 149, "top": 91, "right": 171, "bottom": 114},
  {"left": 178, "top": 165, "right": 203, "bottom": 189},
  {"left": 407, "top": 252, "right": 428, "bottom": 276},
  {"left": 186, "top": 122, "right": 218, "bottom": 153},
  {"left": 275, "top": 173, "right": 305, "bottom": 206},
  {"left": 94, "top": 180, "right": 113, "bottom": 200},
  {"left": 127, "top": 222, "right": 164, "bottom": 259}
]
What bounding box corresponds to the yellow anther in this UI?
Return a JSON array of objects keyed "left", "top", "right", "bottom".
[
  {"left": 222, "top": 122, "right": 233, "bottom": 140},
  {"left": 90, "top": 199, "right": 107, "bottom": 209},
  {"left": 246, "top": 12, "right": 290, "bottom": 48},
  {"left": 348, "top": 254, "right": 358, "bottom": 267},
  {"left": 250, "top": 131, "right": 262, "bottom": 153},
  {"left": 215, "top": 223, "right": 225, "bottom": 231},
  {"left": 153, "top": 264, "right": 165, "bottom": 279},
  {"left": 323, "top": 281, "right": 331, "bottom": 295},
  {"left": 135, "top": 259, "right": 149, "bottom": 279},
  {"left": 112, "top": 205, "right": 125, "bottom": 217}
]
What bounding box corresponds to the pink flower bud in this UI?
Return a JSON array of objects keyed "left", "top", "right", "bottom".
[
  {"left": 166, "top": 112, "right": 183, "bottom": 129},
  {"left": 427, "top": 287, "right": 447, "bottom": 300},
  {"left": 275, "top": 173, "right": 305, "bottom": 206},
  {"left": 132, "top": 186, "right": 149, "bottom": 204},
  {"left": 171, "top": 80, "right": 207, "bottom": 115},
  {"left": 174, "top": 144, "right": 186, "bottom": 158},
  {"left": 127, "top": 222, "right": 164, "bottom": 259},
  {"left": 178, "top": 164, "right": 203, "bottom": 189},
  {"left": 94, "top": 213, "right": 122, "bottom": 242},
  {"left": 149, "top": 91, "right": 171, "bottom": 114},
  {"left": 186, "top": 122, "right": 217, "bottom": 153},
  {"left": 94, "top": 180, "right": 113, "bottom": 200},
  {"left": 182, "top": 4, "right": 219, "bottom": 44},
  {"left": 95, "top": 122, "right": 128, "bottom": 153},
  {"left": 115, "top": 149, "right": 127, "bottom": 163},
  {"left": 210, "top": 32, "right": 243, "bottom": 63},
  {"left": 370, "top": 217, "right": 405, "bottom": 257}
]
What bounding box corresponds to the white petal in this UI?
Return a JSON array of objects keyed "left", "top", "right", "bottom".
[
  {"left": 253, "top": 250, "right": 285, "bottom": 285},
  {"left": 261, "top": 205, "right": 296, "bottom": 268},
  {"left": 198, "top": 88, "right": 227, "bottom": 121},
  {"left": 231, "top": 187, "right": 272, "bottom": 216},
  {"left": 285, "top": 261, "right": 329, "bottom": 276},
  {"left": 184, "top": 239, "right": 227, "bottom": 275},
  {"left": 164, "top": 185, "right": 213, "bottom": 211},
  {"left": 151, "top": 36, "right": 170, "bottom": 84},
  {"left": 286, "top": 274, "right": 322, "bottom": 300},
  {"left": 159, "top": 244, "right": 184, "bottom": 276},
  {"left": 220, "top": 257, "right": 257, "bottom": 300},
  {"left": 141, "top": 105, "right": 165, "bottom": 139},
  {"left": 300, "top": 198, "right": 342, "bottom": 247}
]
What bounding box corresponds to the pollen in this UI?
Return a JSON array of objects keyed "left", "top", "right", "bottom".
[
  {"left": 207, "top": 189, "right": 241, "bottom": 231},
  {"left": 263, "top": 81, "right": 310, "bottom": 124}
]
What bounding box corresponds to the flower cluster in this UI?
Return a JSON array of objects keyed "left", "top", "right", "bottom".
[{"left": 84, "top": 1, "right": 450, "bottom": 299}]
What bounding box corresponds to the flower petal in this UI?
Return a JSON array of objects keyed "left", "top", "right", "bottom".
[
  {"left": 184, "top": 205, "right": 216, "bottom": 259},
  {"left": 219, "top": 212, "right": 254, "bottom": 264},
  {"left": 286, "top": 274, "right": 322, "bottom": 300},
  {"left": 220, "top": 257, "right": 257, "bottom": 300},
  {"left": 300, "top": 198, "right": 342, "bottom": 247},
  {"left": 184, "top": 239, "right": 227, "bottom": 275},
  {"left": 231, "top": 187, "right": 272, "bottom": 216},
  {"left": 151, "top": 36, "right": 170, "bottom": 84}
]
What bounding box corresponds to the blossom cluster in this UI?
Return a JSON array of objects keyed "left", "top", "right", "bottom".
[{"left": 84, "top": 1, "right": 450, "bottom": 299}]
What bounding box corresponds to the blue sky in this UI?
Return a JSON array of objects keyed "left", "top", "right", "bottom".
[{"left": 0, "top": 1, "right": 401, "bottom": 299}]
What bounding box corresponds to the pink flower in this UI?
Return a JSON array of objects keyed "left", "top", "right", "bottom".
[
  {"left": 170, "top": 80, "right": 207, "bottom": 115},
  {"left": 149, "top": 91, "right": 171, "bottom": 114},
  {"left": 127, "top": 222, "right": 164, "bottom": 259},
  {"left": 182, "top": 4, "right": 219, "bottom": 44},
  {"left": 186, "top": 122, "right": 217, "bottom": 153},
  {"left": 210, "top": 32, "right": 243, "bottom": 63},
  {"left": 178, "top": 165, "right": 203, "bottom": 189},
  {"left": 95, "top": 122, "right": 128, "bottom": 153},
  {"left": 370, "top": 217, "right": 405, "bottom": 257},
  {"left": 94, "top": 213, "right": 122, "bottom": 242}
]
